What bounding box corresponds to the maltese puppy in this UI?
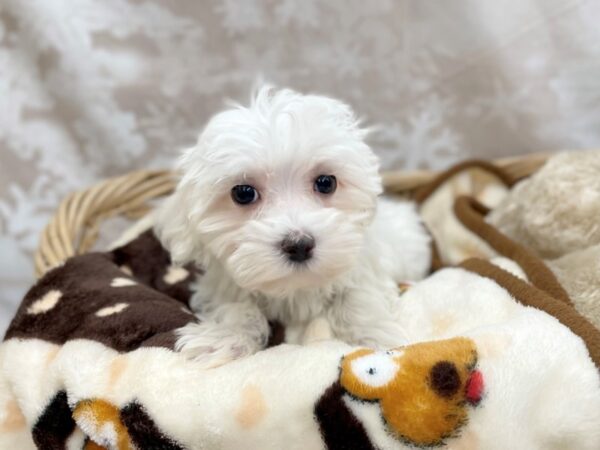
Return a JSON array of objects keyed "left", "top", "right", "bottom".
[{"left": 155, "top": 85, "right": 431, "bottom": 368}]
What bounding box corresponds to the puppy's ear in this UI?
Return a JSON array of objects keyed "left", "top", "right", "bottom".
[{"left": 154, "top": 185, "right": 200, "bottom": 265}]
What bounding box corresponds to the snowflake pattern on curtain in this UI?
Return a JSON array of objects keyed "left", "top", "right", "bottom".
[{"left": 1, "top": 0, "right": 599, "bottom": 332}]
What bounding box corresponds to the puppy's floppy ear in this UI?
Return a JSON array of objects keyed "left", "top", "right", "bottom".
[{"left": 154, "top": 184, "right": 200, "bottom": 265}]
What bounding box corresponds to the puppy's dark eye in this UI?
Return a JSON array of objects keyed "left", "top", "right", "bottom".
[
  {"left": 314, "top": 175, "right": 337, "bottom": 194},
  {"left": 231, "top": 185, "right": 259, "bottom": 205}
]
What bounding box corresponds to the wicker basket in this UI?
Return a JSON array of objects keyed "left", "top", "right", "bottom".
[{"left": 34, "top": 153, "right": 550, "bottom": 278}]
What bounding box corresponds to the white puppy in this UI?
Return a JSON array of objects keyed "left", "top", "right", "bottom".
[{"left": 155, "top": 85, "right": 431, "bottom": 368}]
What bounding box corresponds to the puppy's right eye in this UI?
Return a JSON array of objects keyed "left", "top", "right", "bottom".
[
  {"left": 231, "top": 185, "right": 259, "bottom": 205},
  {"left": 314, "top": 175, "right": 337, "bottom": 194}
]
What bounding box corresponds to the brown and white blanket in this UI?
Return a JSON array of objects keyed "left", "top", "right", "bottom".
[{"left": 1, "top": 152, "right": 599, "bottom": 450}]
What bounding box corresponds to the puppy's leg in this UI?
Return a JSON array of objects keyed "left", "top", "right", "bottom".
[
  {"left": 367, "top": 197, "right": 431, "bottom": 282},
  {"left": 328, "top": 284, "right": 408, "bottom": 349},
  {"left": 175, "top": 301, "right": 269, "bottom": 369},
  {"left": 302, "top": 315, "right": 333, "bottom": 345}
]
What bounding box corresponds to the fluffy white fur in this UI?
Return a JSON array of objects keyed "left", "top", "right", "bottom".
[{"left": 155, "top": 85, "right": 431, "bottom": 368}]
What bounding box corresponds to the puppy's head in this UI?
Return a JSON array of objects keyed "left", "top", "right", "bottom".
[{"left": 157, "top": 85, "right": 381, "bottom": 297}]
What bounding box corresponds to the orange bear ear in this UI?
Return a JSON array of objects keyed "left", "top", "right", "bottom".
[{"left": 340, "top": 348, "right": 402, "bottom": 401}]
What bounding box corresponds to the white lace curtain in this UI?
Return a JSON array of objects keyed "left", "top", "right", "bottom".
[{"left": 1, "top": 0, "right": 599, "bottom": 332}]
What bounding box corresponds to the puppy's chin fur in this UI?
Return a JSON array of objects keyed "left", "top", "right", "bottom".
[{"left": 155, "top": 84, "right": 432, "bottom": 367}]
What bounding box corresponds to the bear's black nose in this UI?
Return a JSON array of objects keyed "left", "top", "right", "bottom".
[
  {"left": 281, "top": 234, "right": 315, "bottom": 263},
  {"left": 429, "top": 361, "right": 461, "bottom": 398}
]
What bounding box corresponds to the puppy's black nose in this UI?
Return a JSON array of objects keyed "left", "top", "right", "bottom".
[{"left": 281, "top": 234, "right": 315, "bottom": 263}]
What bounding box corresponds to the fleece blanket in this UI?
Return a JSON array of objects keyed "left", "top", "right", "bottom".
[{"left": 1, "top": 157, "right": 600, "bottom": 450}]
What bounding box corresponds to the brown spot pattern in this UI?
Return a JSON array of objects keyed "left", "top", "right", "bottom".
[
  {"left": 235, "top": 384, "right": 268, "bottom": 429},
  {"left": 0, "top": 399, "right": 26, "bottom": 432},
  {"left": 4, "top": 231, "right": 200, "bottom": 352},
  {"left": 108, "top": 355, "right": 128, "bottom": 390}
]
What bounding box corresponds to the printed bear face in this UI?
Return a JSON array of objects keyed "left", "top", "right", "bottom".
[{"left": 340, "top": 337, "right": 483, "bottom": 447}]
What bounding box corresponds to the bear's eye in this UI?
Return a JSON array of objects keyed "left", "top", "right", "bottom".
[
  {"left": 231, "top": 185, "right": 259, "bottom": 205},
  {"left": 314, "top": 175, "right": 337, "bottom": 194},
  {"left": 351, "top": 352, "right": 398, "bottom": 387}
]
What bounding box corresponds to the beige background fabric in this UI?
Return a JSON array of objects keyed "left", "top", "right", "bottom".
[{"left": 1, "top": 0, "right": 599, "bottom": 333}]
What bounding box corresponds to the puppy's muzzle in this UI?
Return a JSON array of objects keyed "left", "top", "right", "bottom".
[{"left": 281, "top": 233, "right": 315, "bottom": 263}]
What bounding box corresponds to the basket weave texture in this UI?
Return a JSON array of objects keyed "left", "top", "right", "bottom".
[{"left": 34, "top": 153, "right": 550, "bottom": 277}]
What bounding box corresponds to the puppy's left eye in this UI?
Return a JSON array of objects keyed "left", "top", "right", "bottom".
[
  {"left": 231, "top": 185, "right": 259, "bottom": 205},
  {"left": 314, "top": 175, "right": 337, "bottom": 194}
]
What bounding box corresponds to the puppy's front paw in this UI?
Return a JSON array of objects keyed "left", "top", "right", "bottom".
[{"left": 175, "top": 323, "right": 261, "bottom": 369}]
